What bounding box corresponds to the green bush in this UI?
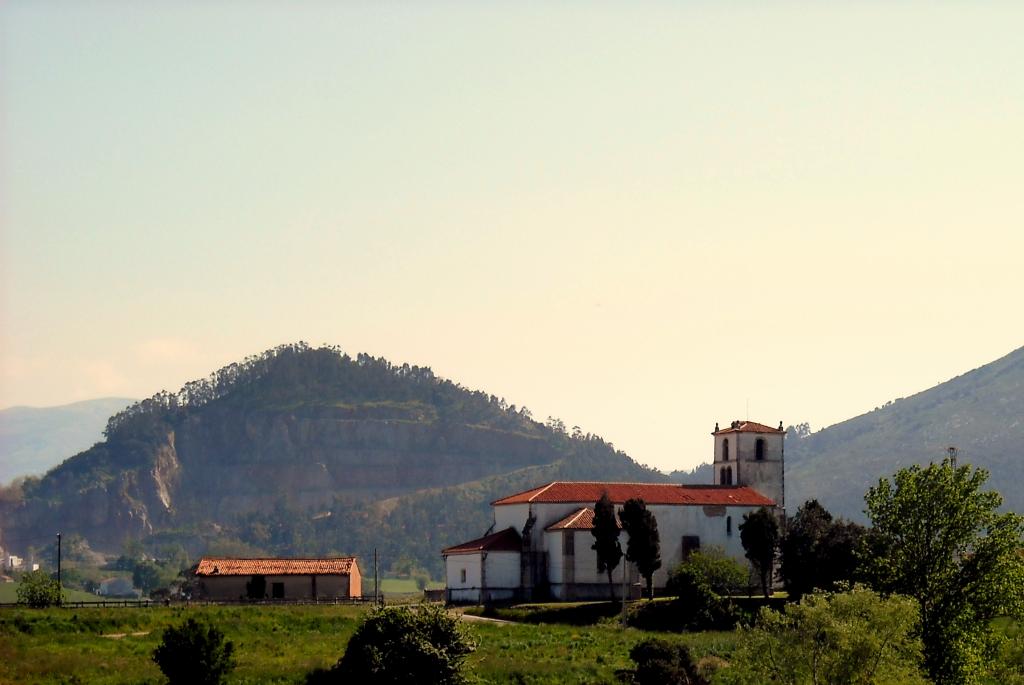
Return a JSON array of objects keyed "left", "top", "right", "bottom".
[
  {"left": 16, "top": 571, "right": 63, "bottom": 608},
  {"left": 308, "top": 604, "right": 476, "bottom": 684},
  {"left": 152, "top": 617, "right": 236, "bottom": 685},
  {"left": 666, "top": 547, "right": 747, "bottom": 597},
  {"left": 620, "top": 638, "right": 706, "bottom": 685},
  {"left": 717, "top": 586, "right": 927, "bottom": 685}
]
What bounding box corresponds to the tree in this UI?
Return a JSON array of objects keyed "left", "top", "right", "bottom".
[
  {"left": 16, "top": 570, "right": 63, "bottom": 608},
  {"left": 661, "top": 565, "right": 738, "bottom": 631},
  {"left": 309, "top": 604, "right": 476, "bottom": 684},
  {"left": 620, "top": 498, "right": 661, "bottom": 599},
  {"left": 739, "top": 507, "right": 779, "bottom": 598},
  {"left": 133, "top": 560, "right": 163, "bottom": 593},
  {"left": 779, "top": 499, "right": 833, "bottom": 599},
  {"left": 590, "top": 491, "right": 622, "bottom": 600},
  {"left": 720, "top": 586, "right": 927, "bottom": 684},
  {"left": 863, "top": 460, "right": 1024, "bottom": 685},
  {"left": 152, "top": 618, "right": 236, "bottom": 685},
  {"left": 816, "top": 518, "right": 866, "bottom": 589}
]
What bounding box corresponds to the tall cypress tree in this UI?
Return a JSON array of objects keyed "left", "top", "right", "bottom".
[
  {"left": 590, "top": 491, "right": 622, "bottom": 600},
  {"left": 620, "top": 498, "right": 661, "bottom": 600},
  {"left": 739, "top": 507, "right": 780, "bottom": 599}
]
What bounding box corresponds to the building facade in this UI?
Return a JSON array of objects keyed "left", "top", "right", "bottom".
[
  {"left": 443, "top": 420, "right": 785, "bottom": 603},
  {"left": 194, "top": 557, "right": 361, "bottom": 600}
]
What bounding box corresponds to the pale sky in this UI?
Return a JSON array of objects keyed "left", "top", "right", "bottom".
[{"left": 2, "top": 2, "right": 1022, "bottom": 473}]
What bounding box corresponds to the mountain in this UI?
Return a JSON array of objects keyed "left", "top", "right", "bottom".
[
  {"left": 0, "top": 344, "right": 663, "bottom": 574},
  {"left": 785, "top": 346, "right": 1024, "bottom": 520},
  {"left": 0, "top": 398, "right": 135, "bottom": 484}
]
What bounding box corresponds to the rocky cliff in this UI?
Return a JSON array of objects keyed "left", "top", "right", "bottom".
[{"left": 0, "top": 344, "right": 662, "bottom": 562}]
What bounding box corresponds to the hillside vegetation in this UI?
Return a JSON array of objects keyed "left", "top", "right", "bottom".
[
  {"left": 786, "top": 345, "right": 1024, "bottom": 519},
  {"left": 0, "top": 344, "right": 662, "bottom": 575}
]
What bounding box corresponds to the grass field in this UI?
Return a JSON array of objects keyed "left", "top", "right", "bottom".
[
  {"left": 376, "top": 576, "right": 444, "bottom": 594},
  {"left": 1, "top": 602, "right": 1018, "bottom": 684},
  {"left": 0, "top": 603, "right": 732, "bottom": 684}
]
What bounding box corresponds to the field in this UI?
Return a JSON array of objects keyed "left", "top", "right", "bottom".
[
  {"left": 377, "top": 576, "right": 444, "bottom": 594},
  {"left": 1, "top": 602, "right": 1019, "bottom": 684},
  {"left": 0, "top": 603, "right": 733, "bottom": 685}
]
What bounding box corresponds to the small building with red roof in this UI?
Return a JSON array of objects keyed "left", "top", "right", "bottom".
[
  {"left": 193, "top": 557, "right": 361, "bottom": 600},
  {"left": 442, "top": 419, "right": 785, "bottom": 602}
]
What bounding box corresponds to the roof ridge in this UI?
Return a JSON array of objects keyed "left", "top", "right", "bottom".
[
  {"left": 569, "top": 508, "right": 590, "bottom": 527},
  {"left": 528, "top": 481, "right": 559, "bottom": 503}
]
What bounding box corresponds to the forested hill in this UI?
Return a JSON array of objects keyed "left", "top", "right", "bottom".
[
  {"left": 0, "top": 344, "right": 663, "bottom": 574},
  {"left": 786, "top": 345, "right": 1024, "bottom": 520}
]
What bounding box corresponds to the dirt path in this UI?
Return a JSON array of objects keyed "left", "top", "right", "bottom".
[
  {"left": 101, "top": 631, "right": 150, "bottom": 639},
  {"left": 452, "top": 611, "right": 513, "bottom": 625}
]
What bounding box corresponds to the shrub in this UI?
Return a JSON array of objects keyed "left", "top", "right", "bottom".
[
  {"left": 619, "top": 638, "right": 706, "bottom": 685},
  {"left": 152, "top": 618, "right": 236, "bottom": 685},
  {"left": 717, "top": 586, "right": 927, "bottom": 685},
  {"left": 308, "top": 604, "right": 476, "bottom": 684},
  {"left": 666, "top": 546, "right": 747, "bottom": 597},
  {"left": 16, "top": 570, "right": 63, "bottom": 608}
]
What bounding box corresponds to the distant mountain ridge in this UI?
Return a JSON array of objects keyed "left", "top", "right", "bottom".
[
  {"left": 785, "top": 345, "right": 1024, "bottom": 519},
  {"left": 0, "top": 344, "right": 663, "bottom": 573},
  {"left": 0, "top": 398, "right": 135, "bottom": 484}
]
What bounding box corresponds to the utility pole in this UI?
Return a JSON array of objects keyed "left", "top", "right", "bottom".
[
  {"left": 56, "top": 532, "right": 62, "bottom": 605},
  {"left": 620, "top": 560, "right": 628, "bottom": 628},
  {"left": 374, "top": 548, "right": 379, "bottom": 606}
]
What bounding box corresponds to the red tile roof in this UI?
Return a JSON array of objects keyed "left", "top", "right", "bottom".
[
  {"left": 442, "top": 527, "right": 522, "bottom": 556},
  {"left": 545, "top": 507, "right": 623, "bottom": 531},
  {"left": 195, "top": 557, "right": 357, "bottom": 577},
  {"left": 713, "top": 420, "right": 784, "bottom": 435},
  {"left": 492, "top": 482, "right": 775, "bottom": 507}
]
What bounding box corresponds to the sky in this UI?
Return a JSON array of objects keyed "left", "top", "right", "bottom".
[{"left": 1, "top": 2, "right": 1022, "bottom": 473}]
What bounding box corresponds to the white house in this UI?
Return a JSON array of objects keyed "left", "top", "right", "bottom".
[{"left": 442, "top": 420, "right": 785, "bottom": 603}]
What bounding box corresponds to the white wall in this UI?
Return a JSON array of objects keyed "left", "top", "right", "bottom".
[
  {"left": 531, "top": 501, "right": 760, "bottom": 589},
  {"left": 445, "top": 553, "right": 482, "bottom": 590},
  {"left": 484, "top": 551, "right": 520, "bottom": 588}
]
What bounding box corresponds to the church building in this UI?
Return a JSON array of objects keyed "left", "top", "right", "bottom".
[{"left": 442, "top": 420, "right": 785, "bottom": 603}]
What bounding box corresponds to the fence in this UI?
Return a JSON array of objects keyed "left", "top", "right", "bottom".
[{"left": 0, "top": 596, "right": 378, "bottom": 610}]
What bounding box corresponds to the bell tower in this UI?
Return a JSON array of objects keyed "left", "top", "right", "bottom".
[{"left": 712, "top": 420, "right": 785, "bottom": 510}]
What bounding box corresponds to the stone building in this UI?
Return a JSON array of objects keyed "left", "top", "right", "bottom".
[
  {"left": 442, "top": 420, "right": 785, "bottom": 603},
  {"left": 194, "top": 557, "right": 361, "bottom": 600}
]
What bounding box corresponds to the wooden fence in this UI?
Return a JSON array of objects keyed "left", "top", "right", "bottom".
[{"left": 0, "top": 596, "right": 378, "bottom": 610}]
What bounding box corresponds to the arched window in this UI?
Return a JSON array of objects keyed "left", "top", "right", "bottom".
[
  {"left": 722, "top": 466, "right": 733, "bottom": 485},
  {"left": 723, "top": 439, "right": 730, "bottom": 461},
  {"left": 756, "top": 438, "right": 765, "bottom": 461},
  {"left": 726, "top": 516, "right": 732, "bottom": 536}
]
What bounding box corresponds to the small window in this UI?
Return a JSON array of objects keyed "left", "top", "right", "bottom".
[
  {"left": 271, "top": 582, "right": 284, "bottom": 599},
  {"left": 756, "top": 439, "right": 766, "bottom": 461},
  {"left": 563, "top": 531, "right": 575, "bottom": 555},
  {"left": 723, "top": 439, "right": 730, "bottom": 461},
  {"left": 722, "top": 466, "right": 733, "bottom": 485},
  {"left": 726, "top": 516, "right": 732, "bottom": 536},
  {"left": 682, "top": 536, "right": 701, "bottom": 560},
  {"left": 460, "top": 569, "right": 467, "bottom": 584}
]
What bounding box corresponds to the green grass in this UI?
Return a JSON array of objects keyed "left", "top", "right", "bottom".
[
  {"left": 0, "top": 582, "right": 99, "bottom": 604},
  {"left": 0, "top": 603, "right": 736, "bottom": 684},
  {"left": 1, "top": 603, "right": 1017, "bottom": 684},
  {"left": 377, "top": 577, "right": 444, "bottom": 594}
]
